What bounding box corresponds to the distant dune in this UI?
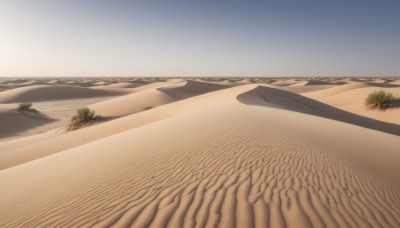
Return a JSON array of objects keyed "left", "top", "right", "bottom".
[
  {"left": 0, "top": 85, "right": 127, "bottom": 103},
  {"left": 0, "top": 77, "right": 399, "bottom": 227}
]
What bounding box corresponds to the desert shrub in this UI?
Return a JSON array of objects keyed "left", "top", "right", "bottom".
[
  {"left": 365, "top": 90, "right": 393, "bottom": 110},
  {"left": 17, "top": 103, "right": 35, "bottom": 112},
  {"left": 68, "top": 107, "right": 102, "bottom": 130}
]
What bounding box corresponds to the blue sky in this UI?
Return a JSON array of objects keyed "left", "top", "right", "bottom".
[{"left": 0, "top": 0, "right": 399, "bottom": 76}]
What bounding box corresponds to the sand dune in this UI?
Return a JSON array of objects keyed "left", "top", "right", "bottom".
[
  {"left": 305, "top": 84, "right": 400, "bottom": 125},
  {"left": 91, "top": 82, "right": 146, "bottom": 89},
  {"left": 90, "top": 89, "right": 174, "bottom": 117},
  {"left": 281, "top": 84, "right": 335, "bottom": 93},
  {"left": 303, "top": 79, "right": 346, "bottom": 86},
  {"left": 1, "top": 90, "right": 400, "bottom": 227},
  {"left": 97, "top": 79, "right": 153, "bottom": 89},
  {"left": 365, "top": 82, "right": 400, "bottom": 88},
  {"left": 1, "top": 79, "right": 30, "bottom": 84},
  {"left": 392, "top": 80, "right": 400, "bottom": 85},
  {"left": 238, "top": 86, "right": 400, "bottom": 135},
  {"left": 0, "top": 84, "right": 14, "bottom": 92},
  {"left": 91, "top": 79, "right": 178, "bottom": 91},
  {"left": 1, "top": 78, "right": 400, "bottom": 228},
  {"left": 0, "top": 130, "right": 58, "bottom": 153},
  {"left": 129, "top": 78, "right": 153, "bottom": 84},
  {"left": 303, "top": 82, "right": 369, "bottom": 98},
  {"left": 270, "top": 79, "right": 299, "bottom": 86},
  {"left": 268, "top": 79, "right": 341, "bottom": 93},
  {"left": 130, "top": 80, "right": 183, "bottom": 92},
  {"left": 89, "top": 79, "right": 200, "bottom": 117},
  {"left": 0, "top": 85, "right": 127, "bottom": 103},
  {"left": 158, "top": 80, "right": 228, "bottom": 100},
  {"left": 92, "top": 80, "right": 110, "bottom": 86},
  {"left": 0, "top": 85, "right": 254, "bottom": 170},
  {"left": 306, "top": 85, "right": 400, "bottom": 105}
]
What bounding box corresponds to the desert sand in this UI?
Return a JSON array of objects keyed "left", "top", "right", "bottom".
[{"left": 0, "top": 77, "right": 400, "bottom": 227}]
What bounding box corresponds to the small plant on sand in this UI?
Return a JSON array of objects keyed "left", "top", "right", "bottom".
[
  {"left": 68, "top": 107, "right": 102, "bottom": 130},
  {"left": 17, "top": 102, "right": 37, "bottom": 112},
  {"left": 365, "top": 90, "right": 393, "bottom": 110}
]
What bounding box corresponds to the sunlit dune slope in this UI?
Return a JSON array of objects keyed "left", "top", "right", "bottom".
[{"left": 90, "top": 90, "right": 174, "bottom": 117}]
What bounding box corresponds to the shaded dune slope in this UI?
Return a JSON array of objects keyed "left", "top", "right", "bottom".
[
  {"left": 0, "top": 103, "right": 400, "bottom": 227},
  {"left": 304, "top": 79, "right": 346, "bottom": 86},
  {"left": 237, "top": 86, "right": 400, "bottom": 136},
  {"left": 158, "top": 80, "right": 228, "bottom": 100},
  {"left": 129, "top": 80, "right": 183, "bottom": 92},
  {"left": 365, "top": 82, "right": 400, "bottom": 88},
  {"left": 90, "top": 79, "right": 154, "bottom": 89},
  {"left": 0, "top": 110, "right": 55, "bottom": 139},
  {"left": 0, "top": 84, "right": 14, "bottom": 92},
  {"left": 91, "top": 82, "right": 147, "bottom": 89}
]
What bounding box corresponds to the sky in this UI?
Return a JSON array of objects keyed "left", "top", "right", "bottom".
[{"left": 0, "top": 0, "right": 399, "bottom": 77}]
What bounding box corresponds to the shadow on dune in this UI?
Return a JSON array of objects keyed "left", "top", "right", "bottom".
[
  {"left": 388, "top": 99, "right": 400, "bottom": 109},
  {"left": 304, "top": 79, "right": 346, "bottom": 86},
  {"left": 158, "top": 80, "right": 228, "bottom": 101},
  {"left": 0, "top": 110, "right": 57, "bottom": 139},
  {"left": 365, "top": 82, "right": 400, "bottom": 88},
  {"left": 237, "top": 86, "right": 400, "bottom": 136}
]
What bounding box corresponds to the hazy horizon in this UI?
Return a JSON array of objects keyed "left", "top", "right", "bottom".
[{"left": 1, "top": 0, "right": 400, "bottom": 77}]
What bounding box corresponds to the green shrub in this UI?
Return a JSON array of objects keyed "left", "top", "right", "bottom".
[
  {"left": 365, "top": 90, "right": 393, "bottom": 110},
  {"left": 68, "top": 107, "right": 102, "bottom": 130},
  {"left": 17, "top": 103, "right": 35, "bottom": 112}
]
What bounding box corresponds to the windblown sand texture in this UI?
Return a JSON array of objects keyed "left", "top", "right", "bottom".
[{"left": 0, "top": 77, "right": 400, "bottom": 228}]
